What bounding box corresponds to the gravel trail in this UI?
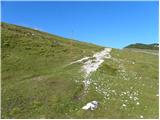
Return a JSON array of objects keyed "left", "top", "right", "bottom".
[{"left": 70, "top": 48, "right": 112, "bottom": 93}]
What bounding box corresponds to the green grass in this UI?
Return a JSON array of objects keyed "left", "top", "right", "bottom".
[
  {"left": 88, "top": 48, "right": 159, "bottom": 118},
  {"left": 1, "top": 22, "right": 159, "bottom": 118},
  {"left": 124, "top": 43, "right": 159, "bottom": 50}
]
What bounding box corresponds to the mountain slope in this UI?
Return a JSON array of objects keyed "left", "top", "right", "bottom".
[
  {"left": 124, "top": 43, "right": 159, "bottom": 50},
  {"left": 124, "top": 43, "right": 159, "bottom": 56},
  {"left": 1, "top": 22, "right": 159, "bottom": 119},
  {"left": 1, "top": 22, "right": 103, "bottom": 118}
]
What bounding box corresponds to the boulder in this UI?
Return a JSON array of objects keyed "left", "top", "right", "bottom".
[{"left": 82, "top": 101, "right": 98, "bottom": 110}]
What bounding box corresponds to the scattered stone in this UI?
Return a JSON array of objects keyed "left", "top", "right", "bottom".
[
  {"left": 93, "top": 83, "right": 97, "bottom": 85},
  {"left": 82, "top": 101, "right": 99, "bottom": 110},
  {"left": 134, "top": 97, "right": 138, "bottom": 101},
  {"left": 136, "top": 102, "right": 140, "bottom": 105},
  {"left": 122, "top": 103, "right": 126, "bottom": 107},
  {"left": 140, "top": 115, "right": 143, "bottom": 118}
]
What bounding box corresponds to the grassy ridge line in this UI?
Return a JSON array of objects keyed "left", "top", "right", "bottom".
[
  {"left": 124, "top": 43, "right": 159, "bottom": 50},
  {"left": 1, "top": 22, "right": 104, "bottom": 49}
]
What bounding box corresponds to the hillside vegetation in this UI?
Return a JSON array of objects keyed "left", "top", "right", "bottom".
[
  {"left": 124, "top": 43, "right": 159, "bottom": 50},
  {"left": 1, "top": 22, "right": 159, "bottom": 119}
]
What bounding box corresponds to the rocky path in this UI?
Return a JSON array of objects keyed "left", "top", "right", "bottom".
[{"left": 70, "top": 48, "right": 112, "bottom": 94}]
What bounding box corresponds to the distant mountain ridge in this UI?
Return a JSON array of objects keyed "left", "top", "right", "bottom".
[{"left": 124, "top": 43, "right": 159, "bottom": 50}]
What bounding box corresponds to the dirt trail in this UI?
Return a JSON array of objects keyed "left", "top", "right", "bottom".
[{"left": 70, "top": 48, "right": 112, "bottom": 94}]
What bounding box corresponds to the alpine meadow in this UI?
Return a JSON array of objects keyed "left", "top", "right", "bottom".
[
  {"left": 1, "top": 22, "right": 159, "bottom": 119},
  {"left": 1, "top": 1, "right": 159, "bottom": 119}
]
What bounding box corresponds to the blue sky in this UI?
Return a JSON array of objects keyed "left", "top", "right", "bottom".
[{"left": 1, "top": 1, "right": 159, "bottom": 48}]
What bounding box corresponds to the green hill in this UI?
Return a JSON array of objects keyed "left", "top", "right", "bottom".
[
  {"left": 124, "top": 43, "right": 159, "bottom": 50},
  {"left": 1, "top": 22, "right": 159, "bottom": 119}
]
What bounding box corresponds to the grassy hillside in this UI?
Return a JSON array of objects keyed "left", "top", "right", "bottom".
[
  {"left": 1, "top": 22, "right": 159, "bottom": 118},
  {"left": 124, "top": 43, "right": 159, "bottom": 50}
]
